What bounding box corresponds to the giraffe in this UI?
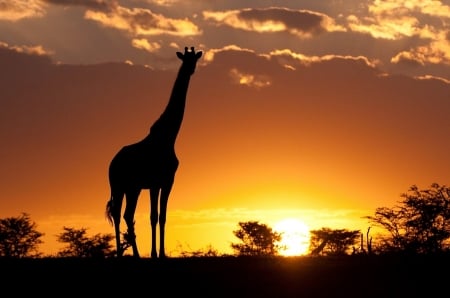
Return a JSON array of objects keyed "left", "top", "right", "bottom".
[{"left": 105, "top": 46, "right": 202, "bottom": 258}]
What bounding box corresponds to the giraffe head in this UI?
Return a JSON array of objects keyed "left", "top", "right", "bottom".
[{"left": 176, "top": 46, "right": 202, "bottom": 75}]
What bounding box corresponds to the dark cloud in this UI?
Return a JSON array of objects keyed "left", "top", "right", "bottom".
[
  {"left": 239, "top": 7, "right": 326, "bottom": 34},
  {"left": 0, "top": 43, "right": 53, "bottom": 78},
  {"left": 42, "top": 0, "right": 117, "bottom": 11}
]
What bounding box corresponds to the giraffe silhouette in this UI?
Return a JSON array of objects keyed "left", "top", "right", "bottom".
[{"left": 106, "top": 46, "right": 202, "bottom": 258}]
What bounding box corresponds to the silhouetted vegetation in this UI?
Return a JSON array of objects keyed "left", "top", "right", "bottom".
[
  {"left": 0, "top": 213, "right": 43, "bottom": 258},
  {"left": 360, "top": 227, "right": 373, "bottom": 254},
  {"left": 309, "top": 228, "right": 360, "bottom": 256},
  {"left": 56, "top": 226, "right": 114, "bottom": 258},
  {"left": 366, "top": 183, "right": 450, "bottom": 254},
  {"left": 231, "top": 221, "right": 282, "bottom": 256},
  {"left": 175, "top": 243, "right": 222, "bottom": 257}
]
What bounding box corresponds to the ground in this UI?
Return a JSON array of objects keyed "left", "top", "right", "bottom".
[{"left": 1, "top": 255, "right": 447, "bottom": 297}]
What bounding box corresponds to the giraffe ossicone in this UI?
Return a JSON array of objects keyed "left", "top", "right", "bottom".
[{"left": 105, "top": 46, "right": 202, "bottom": 258}]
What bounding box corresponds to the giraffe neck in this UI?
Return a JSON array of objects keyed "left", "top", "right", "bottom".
[{"left": 150, "top": 65, "right": 192, "bottom": 144}]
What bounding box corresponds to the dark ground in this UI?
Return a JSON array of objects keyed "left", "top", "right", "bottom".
[{"left": 1, "top": 255, "right": 447, "bottom": 297}]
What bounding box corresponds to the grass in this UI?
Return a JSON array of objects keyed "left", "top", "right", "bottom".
[{"left": 1, "top": 254, "right": 447, "bottom": 297}]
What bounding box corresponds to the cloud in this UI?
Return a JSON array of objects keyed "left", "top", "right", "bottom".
[
  {"left": 345, "top": 0, "right": 450, "bottom": 68},
  {"left": 415, "top": 74, "right": 450, "bottom": 84},
  {"left": 84, "top": 4, "right": 201, "bottom": 37},
  {"left": 202, "top": 44, "right": 255, "bottom": 63},
  {"left": 199, "top": 46, "right": 383, "bottom": 90},
  {"left": 203, "top": 7, "right": 345, "bottom": 38},
  {"left": 147, "top": 0, "right": 180, "bottom": 7},
  {"left": 131, "top": 38, "right": 161, "bottom": 52},
  {"left": 229, "top": 68, "right": 271, "bottom": 89},
  {"left": 369, "top": 0, "right": 450, "bottom": 19},
  {"left": 347, "top": 14, "right": 420, "bottom": 40},
  {"left": 39, "top": 1, "right": 200, "bottom": 54},
  {"left": 0, "top": 41, "right": 52, "bottom": 57},
  {"left": 347, "top": 0, "right": 450, "bottom": 40},
  {"left": 391, "top": 31, "right": 450, "bottom": 66},
  {"left": 42, "top": 0, "right": 116, "bottom": 11},
  {"left": 0, "top": 0, "right": 46, "bottom": 21},
  {"left": 203, "top": 45, "right": 379, "bottom": 72},
  {"left": 0, "top": 0, "right": 202, "bottom": 60},
  {"left": 267, "top": 48, "right": 379, "bottom": 69}
]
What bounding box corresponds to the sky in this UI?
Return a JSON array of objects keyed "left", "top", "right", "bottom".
[{"left": 0, "top": 0, "right": 449, "bottom": 257}]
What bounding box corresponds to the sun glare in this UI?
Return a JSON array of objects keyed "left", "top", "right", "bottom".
[{"left": 274, "top": 218, "right": 310, "bottom": 256}]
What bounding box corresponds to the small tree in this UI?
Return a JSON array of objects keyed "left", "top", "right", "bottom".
[
  {"left": 0, "top": 213, "right": 44, "bottom": 258},
  {"left": 56, "top": 227, "right": 114, "bottom": 258},
  {"left": 231, "top": 221, "right": 282, "bottom": 256},
  {"left": 309, "top": 227, "right": 360, "bottom": 256}
]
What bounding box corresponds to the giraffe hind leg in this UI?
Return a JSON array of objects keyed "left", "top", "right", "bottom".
[
  {"left": 107, "top": 194, "right": 124, "bottom": 257},
  {"left": 124, "top": 190, "right": 140, "bottom": 258},
  {"left": 114, "top": 223, "right": 123, "bottom": 257}
]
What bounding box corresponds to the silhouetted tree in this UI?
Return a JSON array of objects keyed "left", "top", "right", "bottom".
[
  {"left": 231, "top": 221, "right": 282, "bottom": 256},
  {"left": 365, "top": 183, "right": 450, "bottom": 254},
  {"left": 56, "top": 227, "right": 114, "bottom": 258},
  {"left": 0, "top": 213, "right": 44, "bottom": 258},
  {"left": 309, "top": 227, "right": 360, "bottom": 256}
]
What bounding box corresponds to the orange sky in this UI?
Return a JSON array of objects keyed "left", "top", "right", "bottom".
[{"left": 0, "top": 0, "right": 449, "bottom": 257}]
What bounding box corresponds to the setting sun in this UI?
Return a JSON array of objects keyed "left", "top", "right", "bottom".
[{"left": 274, "top": 218, "right": 310, "bottom": 256}]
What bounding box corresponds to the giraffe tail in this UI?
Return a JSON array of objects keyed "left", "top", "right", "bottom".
[{"left": 105, "top": 196, "right": 114, "bottom": 226}]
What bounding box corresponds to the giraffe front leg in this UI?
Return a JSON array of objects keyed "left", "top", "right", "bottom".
[
  {"left": 150, "top": 188, "right": 159, "bottom": 258},
  {"left": 150, "top": 220, "right": 158, "bottom": 258},
  {"left": 159, "top": 222, "right": 166, "bottom": 258},
  {"left": 159, "top": 187, "right": 171, "bottom": 259}
]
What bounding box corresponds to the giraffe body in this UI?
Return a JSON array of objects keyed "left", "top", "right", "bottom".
[{"left": 106, "top": 47, "right": 202, "bottom": 258}]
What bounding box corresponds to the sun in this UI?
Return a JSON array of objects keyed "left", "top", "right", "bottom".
[{"left": 274, "top": 218, "right": 310, "bottom": 256}]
